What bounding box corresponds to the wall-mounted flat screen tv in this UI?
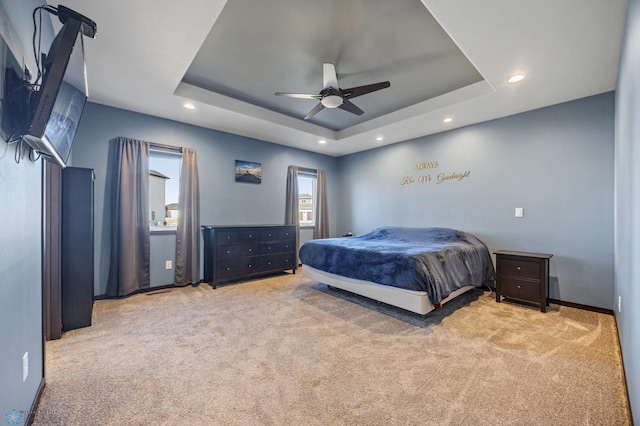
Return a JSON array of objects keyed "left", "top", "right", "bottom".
[
  {"left": 22, "top": 13, "right": 89, "bottom": 167},
  {"left": 0, "top": 26, "right": 27, "bottom": 143}
]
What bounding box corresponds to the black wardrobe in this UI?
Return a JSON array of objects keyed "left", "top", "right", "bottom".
[{"left": 61, "top": 167, "right": 95, "bottom": 331}]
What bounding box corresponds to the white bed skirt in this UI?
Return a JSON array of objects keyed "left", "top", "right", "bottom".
[{"left": 303, "top": 266, "right": 475, "bottom": 315}]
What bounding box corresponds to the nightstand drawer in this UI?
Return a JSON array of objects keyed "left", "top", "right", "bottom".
[
  {"left": 499, "top": 258, "right": 540, "bottom": 280},
  {"left": 500, "top": 277, "right": 540, "bottom": 300}
]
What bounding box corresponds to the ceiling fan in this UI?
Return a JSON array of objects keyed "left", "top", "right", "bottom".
[{"left": 275, "top": 63, "right": 390, "bottom": 120}]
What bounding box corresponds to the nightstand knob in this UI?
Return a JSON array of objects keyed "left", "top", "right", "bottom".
[
  {"left": 517, "top": 266, "right": 521, "bottom": 270},
  {"left": 517, "top": 285, "right": 521, "bottom": 289},
  {"left": 248, "top": 248, "right": 252, "bottom": 252}
]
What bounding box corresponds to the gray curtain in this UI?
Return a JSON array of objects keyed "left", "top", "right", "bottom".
[
  {"left": 285, "top": 165, "right": 300, "bottom": 264},
  {"left": 106, "top": 137, "right": 150, "bottom": 297},
  {"left": 175, "top": 148, "right": 200, "bottom": 286},
  {"left": 313, "top": 169, "right": 329, "bottom": 239}
]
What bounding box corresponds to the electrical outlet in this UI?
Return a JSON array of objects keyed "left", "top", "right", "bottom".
[
  {"left": 165, "top": 260, "right": 173, "bottom": 270},
  {"left": 618, "top": 295, "right": 622, "bottom": 313},
  {"left": 515, "top": 207, "right": 524, "bottom": 218},
  {"left": 22, "top": 352, "right": 28, "bottom": 382}
]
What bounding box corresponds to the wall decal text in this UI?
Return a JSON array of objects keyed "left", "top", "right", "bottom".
[{"left": 400, "top": 160, "right": 471, "bottom": 186}]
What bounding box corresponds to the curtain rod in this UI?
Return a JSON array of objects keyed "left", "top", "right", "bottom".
[
  {"left": 297, "top": 166, "right": 317, "bottom": 174},
  {"left": 149, "top": 142, "right": 182, "bottom": 153}
]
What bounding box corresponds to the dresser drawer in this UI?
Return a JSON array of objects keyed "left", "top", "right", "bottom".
[
  {"left": 260, "top": 229, "right": 279, "bottom": 241},
  {"left": 261, "top": 253, "right": 295, "bottom": 271},
  {"left": 498, "top": 258, "right": 541, "bottom": 280},
  {"left": 260, "top": 241, "right": 295, "bottom": 255},
  {"left": 499, "top": 277, "right": 540, "bottom": 301},
  {"left": 239, "top": 229, "right": 259, "bottom": 242},
  {"left": 216, "top": 257, "right": 260, "bottom": 279},
  {"left": 216, "top": 230, "right": 260, "bottom": 245},
  {"left": 216, "top": 243, "right": 259, "bottom": 260},
  {"left": 278, "top": 228, "right": 295, "bottom": 240},
  {"left": 216, "top": 230, "right": 240, "bottom": 246}
]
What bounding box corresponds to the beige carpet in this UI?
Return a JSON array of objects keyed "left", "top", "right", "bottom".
[{"left": 33, "top": 270, "right": 631, "bottom": 425}]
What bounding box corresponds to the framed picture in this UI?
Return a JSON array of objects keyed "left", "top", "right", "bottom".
[{"left": 235, "top": 160, "right": 262, "bottom": 184}]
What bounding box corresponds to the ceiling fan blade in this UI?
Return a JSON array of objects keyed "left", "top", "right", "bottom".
[
  {"left": 339, "top": 99, "right": 364, "bottom": 116},
  {"left": 323, "top": 63, "right": 338, "bottom": 89},
  {"left": 304, "top": 103, "right": 325, "bottom": 120},
  {"left": 275, "top": 92, "right": 321, "bottom": 100},
  {"left": 341, "top": 81, "right": 390, "bottom": 99}
]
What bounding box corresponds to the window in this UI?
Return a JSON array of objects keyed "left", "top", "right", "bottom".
[
  {"left": 298, "top": 173, "right": 316, "bottom": 226},
  {"left": 149, "top": 150, "right": 181, "bottom": 231}
]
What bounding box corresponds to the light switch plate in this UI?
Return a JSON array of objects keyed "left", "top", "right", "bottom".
[{"left": 515, "top": 207, "right": 524, "bottom": 218}]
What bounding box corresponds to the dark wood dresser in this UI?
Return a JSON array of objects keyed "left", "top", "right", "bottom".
[
  {"left": 202, "top": 225, "right": 297, "bottom": 288},
  {"left": 494, "top": 250, "right": 553, "bottom": 313}
]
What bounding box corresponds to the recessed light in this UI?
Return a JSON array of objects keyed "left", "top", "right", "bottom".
[
  {"left": 443, "top": 117, "right": 453, "bottom": 123},
  {"left": 183, "top": 102, "right": 196, "bottom": 110},
  {"left": 318, "top": 140, "right": 327, "bottom": 144},
  {"left": 376, "top": 136, "right": 383, "bottom": 141},
  {"left": 507, "top": 73, "right": 525, "bottom": 84}
]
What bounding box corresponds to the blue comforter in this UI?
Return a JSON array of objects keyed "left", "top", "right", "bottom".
[{"left": 299, "top": 227, "right": 495, "bottom": 306}]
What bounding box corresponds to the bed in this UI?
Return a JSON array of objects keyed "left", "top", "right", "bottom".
[{"left": 299, "top": 226, "right": 495, "bottom": 315}]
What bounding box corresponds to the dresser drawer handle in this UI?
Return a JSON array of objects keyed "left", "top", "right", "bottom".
[
  {"left": 268, "top": 246, "right": 272, "bottom": 250},
  {"left": 226, "top": 236, "right": 231, "bottom": 239},
  {"left": 248, "top": 264, "right": 252, "bottom": 268},
  {"left": 248, "top": 248, "right": 252, "bottom": 252},
  {"left": 226, "top": 250, "right": 230, "bottom": 254},
  {"left": 267, "top": 261, "right": 271, "bottom": 265},
  {"left": 226, "top": 267, "right": 230, "bottom": 271},
  {"left": 517, "top": 266, "right": 521, "bottom": 271},
  {"left": 517, "top": 285, "right": 521, "bottom": 289}
]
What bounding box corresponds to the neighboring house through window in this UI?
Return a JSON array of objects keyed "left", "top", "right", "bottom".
[
  {"left": 298, "top": 173, "right": 316, "bottom": 226},
  {"left": 149, "top": 149, "right": 181, "bottom": 231}
]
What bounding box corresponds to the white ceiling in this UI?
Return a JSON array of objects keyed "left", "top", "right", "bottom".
[{"left": 49, "top": 0, "right": 626, "bottom": 157}]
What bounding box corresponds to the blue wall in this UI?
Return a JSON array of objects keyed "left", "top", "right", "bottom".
[
  {"left": 70, "top": 103, "right": 339, "bottom": 295},
  {"left": 1, "top": 1, "right": 633, "bottom": 419},
  {"left": 0, "top": 0, "right": 48, "bottom": 418},
  {"left": 338, "top": 93, "right": 615, "bottom": 310},
  {"left": 615, "top": 0, "right": 640, "bottom": 418}
]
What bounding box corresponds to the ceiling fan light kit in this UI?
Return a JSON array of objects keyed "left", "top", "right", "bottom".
[
  {"left": 321, "top": 95, "right": 343, "bottom": 108},
  {"left": 275, "top": 63, "right": 390, "bottom": 120}
]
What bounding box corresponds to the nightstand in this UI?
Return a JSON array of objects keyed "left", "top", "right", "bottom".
[{"left": 494, "top": 250, "right": 553, "bottom": 313}]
